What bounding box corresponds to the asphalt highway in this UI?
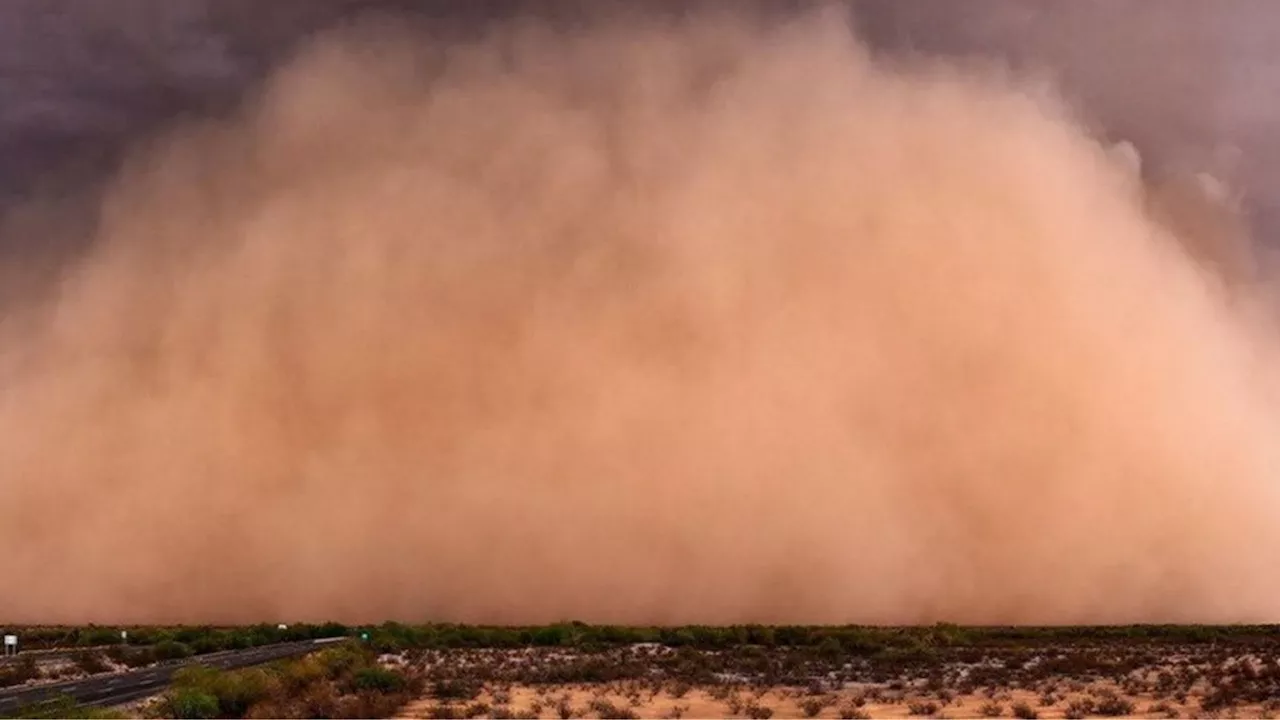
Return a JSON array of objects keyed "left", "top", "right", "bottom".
[{"left": 0, "top": 637, "right": 346, "bottom": 714}]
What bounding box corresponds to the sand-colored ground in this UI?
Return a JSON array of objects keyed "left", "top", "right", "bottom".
[{"left": 397, "top": 683, "right": 1269, "bottom": 719}]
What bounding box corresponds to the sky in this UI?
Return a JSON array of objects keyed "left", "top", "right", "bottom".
[
  {"left": 862, "top": 1, "right": 1280, "bottom": 237},
  {"left": 2, "top": 1, "right": 1278, "bottom": 220}
]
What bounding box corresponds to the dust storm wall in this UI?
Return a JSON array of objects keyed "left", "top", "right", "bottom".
[{"left": 0, "top": 6, "right": 1278, "bottom": 624}]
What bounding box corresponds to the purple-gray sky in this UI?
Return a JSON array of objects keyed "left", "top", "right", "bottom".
[{"left": 1, "top": 1, "right": 1279, "bottom": 237}]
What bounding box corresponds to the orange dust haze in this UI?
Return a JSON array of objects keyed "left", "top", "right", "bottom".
[{"left": 0, "top": 5, "right": 1278, "bottom": 625}]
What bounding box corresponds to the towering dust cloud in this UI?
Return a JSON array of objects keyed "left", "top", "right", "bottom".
[{"left": 1, "top": 6, "right": 1279, "bottom": 625}]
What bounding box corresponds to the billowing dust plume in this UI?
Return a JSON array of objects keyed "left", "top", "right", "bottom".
[{"left": 1, "top": 6, "right": 1279, "bottom": 625}]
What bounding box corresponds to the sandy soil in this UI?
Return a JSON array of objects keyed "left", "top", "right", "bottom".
[{"left": 397, "top": 683, "right": 1269, "bottom": 719}]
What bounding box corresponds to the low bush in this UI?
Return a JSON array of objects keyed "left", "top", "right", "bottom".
[
  {"left": 802, "top": 698, "right": 826, "bottom": 717},
  {"left": 118, "top": 647, "right": 156, "bottom": 668},
  {"left": 165, "top": 688, "right": 220, "bottom": 719},
  {"left": 586, "top": 698, "right": 638, "bottom": 719},
  {"left": 73, "top": 651, "right": 109, "bottom": 675},
  {"left": 157, "top": 644, "right": 417, "bottom": 719},
  {"left": 153, "top": 641, "right": 194, "bottom": 662},
  {"left": 908, "top": 701, "right": 939, "bottom": 716},
  {"left": 1011, "top": 701, "right": 1038, "bottom": 720},
  {"left": 166, "top": 665, "right": 274, "bottom": 719},
  {"left": 433, "top": 678, "right": 483, "bottom": 701},
  {"left": 0, "top": 657, "right": 38, "bottom": 688},
  {"left": 1063, "top": 699, "right": 1094, "bottom": 720},
  {"left": 352, "top": 666, "right": 408, "bottom": 693},
  {"left": 1094, "top": 693, "right": 1135, "bottom": 717}
]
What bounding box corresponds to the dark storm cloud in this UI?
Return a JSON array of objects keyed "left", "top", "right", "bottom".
[{"left": 3, "top": 1, "right": 1279, "bottom": 219}]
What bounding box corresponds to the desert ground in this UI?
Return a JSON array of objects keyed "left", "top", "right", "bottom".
[
  {"left": 398, "top": 685, "right": 1266, "bottom": 720},
  {"left": 388, "top": 627, "right": 1280, "bottom": 720},
  {"left": 6, "top": 625, "right": 1280, "bottom": 718}
]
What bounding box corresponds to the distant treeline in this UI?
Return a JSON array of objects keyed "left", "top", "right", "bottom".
[
  {"left": 3, "top": 623, "right": 1277, "bottom": 656},
  {"left": 348, "top": 623, "right": 1280, "bottom": 655},
  {"left": 1, "top": 623, "right": 348, "bottom": 653}
]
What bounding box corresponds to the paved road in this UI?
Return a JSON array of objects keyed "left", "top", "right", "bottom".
[{"left": 0, "top": 637, "right": 346, "bottom": 714}]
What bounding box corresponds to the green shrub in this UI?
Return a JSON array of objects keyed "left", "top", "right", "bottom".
[
  {"left": 533, "top": 626, "right": 569, "bottom": 647},
  {"left": 154, "top": 641, "right": 194, "bottom": 661},
  {"left": 79, "top": 628, "right": 123, "bottom": 647},
  {"left": 166, "top": 689, "right": 220, "bottom": 719},
  {"left": 190, "top": 636, "right": 220, "bottom": 655},
  {"left": 818, "top": 637, "right": 844, "bottom": 661},
  {"left": 170, "top": 665, "right": 273, "bottom": 719},
  {"left": 317, "top": 644, "right": 363, "bottom": 677},
  {"left": 299, "top": 683, "right": 339, "bottom": 718},
  {"left": 214, "top": 669, "right": 273, "bottom": 717},
  {"left": 174, "top": 628, "right": 212, "bottom": 645},
  {"left": 352, "top": 666, "right": 408, "bottom": 693},
  {"left": 279, "top": 655, "right": 327, "bottom": 693},
  {"left": 171, "top": 665, "right": 218, "bottom": 689},
  {"left": 152, "top": 644, "right": 418, "bottom": 719}
]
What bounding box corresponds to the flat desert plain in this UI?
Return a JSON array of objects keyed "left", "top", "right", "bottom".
[{"left": 392, "top": 634, "right": 1280, "bottom": 719}]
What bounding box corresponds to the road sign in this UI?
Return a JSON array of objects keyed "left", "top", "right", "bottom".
[
  {"left": 3, "top": 635, "right": 15, "bottom": 656},
  {"left": 121, "top": 630, "right": 128, "bottom": 641}
]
